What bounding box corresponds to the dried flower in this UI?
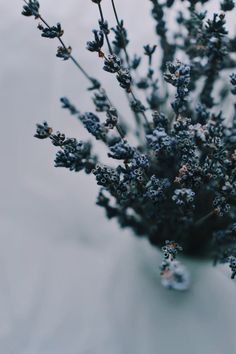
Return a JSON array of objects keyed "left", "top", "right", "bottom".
[
  {"left": 56, "top": 46, "right": 72, "bottom": 60},
  {"left": 104, "top": 107, "right": 118, "bottom": 129},
  {"left": 60, "top": 97, "right": 79, "bottom": 115},
  {"left": 24, "top": 0, "right": 236, "bottom": 290},
  {"left": 112, "top": 20, "right": 129, "bottom": 54},
  {"left": 22, "top": 0, "right": 40, "bottom": 18},
  {"left": 143, "top": 44, "right": 157, "bottom": 65},
  {"left": 230, "top": 73, "right": 236, "bottom": 94},
  {"left": 103, "top": 54, "right": 121, "bottom": 73},
  {"left": 34, "top": 121, "right": 52, "bottom": 139},
  {"left": 160, "top": 241, "right": 189, "bottom": 290},
  {"left": 221, "top": 0, "right": 235, "bottom": 11},
  {"left": 87, "top": 30, "right": 104, "bottom": 56},
  {"left": 116, "top": 69, "right": 132, "bottom": 91},
  {"left": 39, "top": 23, "right": 64, "bottom": 39}
]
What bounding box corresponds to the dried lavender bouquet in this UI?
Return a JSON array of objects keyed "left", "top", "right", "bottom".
[{"left": 22, "top": 0, "right": 236, "bottom": 289}]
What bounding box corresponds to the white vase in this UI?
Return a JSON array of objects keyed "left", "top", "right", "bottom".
[{"left": 107, "top": 236, "right": 236, "bottom": 354}]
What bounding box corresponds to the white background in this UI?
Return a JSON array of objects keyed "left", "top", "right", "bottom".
[{"left": 1, "top": 1, "right": 236, "bottom": 353}]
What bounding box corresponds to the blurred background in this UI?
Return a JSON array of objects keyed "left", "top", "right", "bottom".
[{"left": 1, "top": 1, "right": 236, "bottom": 353}]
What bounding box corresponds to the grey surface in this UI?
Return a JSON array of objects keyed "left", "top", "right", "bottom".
[{"left": 1, "top": 1, "right": 236, "bottom": 353}]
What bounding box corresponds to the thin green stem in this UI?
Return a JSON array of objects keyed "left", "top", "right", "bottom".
[
  {"left": 98, "top": 3, "right": 113, "bottom": 55},
  {"left": 24, "top": 0, "right": 94, "bottom": 83},
  {"left": 34, "top": 12, "right": 94, "bottom": 83},
  {"left": 111, "top": 0, "right": 120, "bottom": 27},
  {"left": 109, "top": 0, "right": 150, "bottom": 133},
  {"left": 116, "top": 124, "right": 125, "bottom": 139},
  {"left": 130, "top": 91, "right": 151, "bottom": 129},
  {"left": 194, "top": 210, "right": 215, "bottom": 227},
  {"left": 110, "top": 0, "right": 130, "bottom": 65}
]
